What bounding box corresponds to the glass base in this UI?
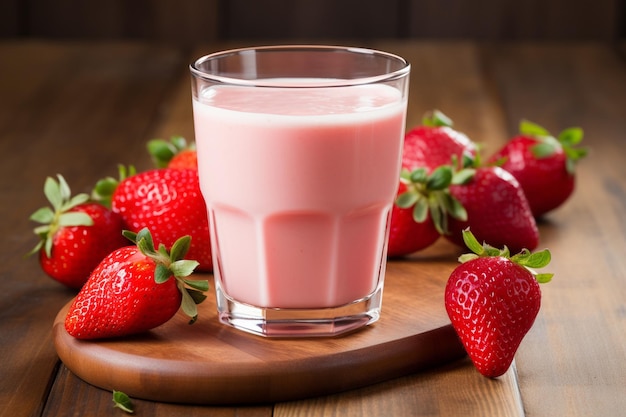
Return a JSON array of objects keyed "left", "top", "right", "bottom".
[{"left": 215, "top": 284, "right": 383, "bottom": 337}]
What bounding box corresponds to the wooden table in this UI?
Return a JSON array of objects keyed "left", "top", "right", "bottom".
[{"left": 1, "top": 40, "right": 625, "bottom": 416}]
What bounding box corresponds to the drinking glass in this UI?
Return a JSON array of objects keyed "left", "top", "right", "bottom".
[{"left": 190, "top": 45, "right": 410, "bottom": 337}]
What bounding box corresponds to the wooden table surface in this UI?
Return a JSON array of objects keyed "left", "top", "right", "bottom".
[{"left": 1, "top": 39, "right": 625, "bottom": 417}]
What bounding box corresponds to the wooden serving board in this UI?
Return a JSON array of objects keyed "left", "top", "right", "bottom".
[{"left": 53, "top": 257, "right": 466, "bottom": 405}]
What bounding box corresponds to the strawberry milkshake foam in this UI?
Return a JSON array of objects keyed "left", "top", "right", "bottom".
[{"left": 193, "top": 82, "right": 406, "bottom": 309}]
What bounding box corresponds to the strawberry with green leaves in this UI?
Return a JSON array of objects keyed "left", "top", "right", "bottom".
[
  {"left": 94, "top": 166, "right": 212, "bottom": 271},
  {"left": 147, "top": 136, "right": 197, "bottom": 170},
  {"left": 28, "top": 175, "right": 127, "bottom": 289},
  {"left": 488, "top": 120, "right": 587, "bottom": 217},
  {"left": 387, "top": 110, "right": 477, "bottom": 256},
  {"left": 402, "top": 110, "right": 477, "bottom": 173},
  {"left": 446, "top": 157, "right": 539, "bottom": 253},
  {"left": 388, "top": 165, "right": 469, "bottom": 257},
  {"left": 445, "top": 229, "right": 552, "bottom": 377},
  {"left": 65, "top": 227, "right": 209, "bottom": 339}
]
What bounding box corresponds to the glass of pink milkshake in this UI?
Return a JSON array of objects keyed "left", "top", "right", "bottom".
[{"left": 190, "top": 45, "right": 410, "bottom": 337}]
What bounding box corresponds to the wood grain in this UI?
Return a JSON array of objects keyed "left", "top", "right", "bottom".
[
  {"left": 52, "top": 257, "right": 467, "bottom": 405},
  {"left": 481, "top": 42, "right": 626, "bottom": 417},
  {"left": 275, "top": 359, "right": 524, "bottom": 417},
  {"left": 0, "top": 42, "right": 172, "bottom": 417},
  {"left": 2, "top": 40, "right": 625, "bottom": 417}
]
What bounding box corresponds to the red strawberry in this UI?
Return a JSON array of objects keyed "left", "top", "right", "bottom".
[
  {"left": 28, "top": 175, "right": 127, "bottom": 289},
  {"left": 110, "top": 168, "right": 212, "bottom": 271},
  {"left": 168, "top": 149, "right": 197, "bottom": 170},
  {"left": 446, "top": 165, "right": 539, "bottom": 253},
  {"left": 488, "top": 121, "right": 587, "bottom": 217},
  {"left": 65, "top": 228, "right": 209, "bottom": 339},
  {"left": 388, "top": 166, "right": 468, "bottom": 257},
  {"left": 402, "top": 110, "right": 477, "bottom": 172},
  {"left": 445, "top": 229, "right": 552, "bottom": 377},
  {"left": 147, "top": 136, "right": 197, "bottom": 170}
]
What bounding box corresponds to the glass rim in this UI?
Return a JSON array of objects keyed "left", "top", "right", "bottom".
[{"left": 189, "top": 44, "right": 410, "bottom": 88}]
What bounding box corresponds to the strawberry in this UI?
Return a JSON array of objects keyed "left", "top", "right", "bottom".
[
  {"left": 388, "top": 166, "right": 469, "bottom": 256},
  {"left": 168, "top": 149, "right": 198, "bottom": 170},
  {"left": 147, "top": 136, "right": 197, "bottom": 170},
  {"left": 402, "top": 110, "right": 477, "bottom": 173},
  {"left": 28, "top": 175, "right": 127, "bottom": 289},
  {"left": 445, "top": 229, "right": 553, "bottom": 377},
  {"left": 446, "top": 163, "right": 539, "bottom": 253},
  {"left": 108, "top": 168, "right": 212, "bottom": 271},
  {"left": 488, "top": 121, "right": 587, "bottom": 217},
  {"left": 65, "top": 228, "right": 209, "bottom": 339}
]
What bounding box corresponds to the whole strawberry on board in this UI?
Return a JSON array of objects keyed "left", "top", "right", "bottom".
[
  {"left": 445, "top": 229, "right": 553, "bottom": 378},
  {"left": 388, "top": 165, "right": 470, "bottom": 257},
  {"left": 93, "top": 166, "right": 212, "bottom": 271},
  {"left": 488, "top": 120, "right": 587, "bottom": 217},
  {"left": 28, "top": 175, "right": 127, "bottom": 289},
  {"left": 65, "top": 227, "right": 209, "bottom": 340},
  {"left": 147, "top": 136, "right": 197, "bottom": 170},
  {"left": 446, "top": 156, "right": 539, "bottom": 253},
  {"left": 402, "top": 110, "right": 477, "bottom": 173}
]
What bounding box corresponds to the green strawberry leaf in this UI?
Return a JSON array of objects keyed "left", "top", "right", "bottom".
[
  {"left": 157, "top": 243, "right": 170, "bottom": 259},
  {"left": 396, "top": 191, "right": 418, "bottom": 208},
  {"left": 112, "top": 390, "right": 134, "bottom": 413},
  {"left": 147, "top": 136, "right": 192, "bottom": 168},
  {"left": 412, "top": 197, "right": 428, "bottom": 223},
  {"left": 57, "top": 211, "right": 94, "bottom": 227},
  {"left": 57, "top": 174, "right": 72, "bottom": 203},
  {"left": 179, "top": 282, "right": 200, "bottom": 322},
  {"left": 30, "top": 207, "right": 55, "bottom": 224},
  {"left": 44, "top": 235, "right": 53, "bottom": 258},
  {"left": 169, "top": 235, "right": 192, "bottom": 262},
  {"left": 428, "top": 198, "right": 447, "bottom": 234},
  {"left": 461, "top": 228, "right": 484, "bottom": 255},
  {"left": 135, "top": 228, "right": 156, "bottom": 253},
  {"left": 147, "top": 140, "right": 177, "bottom": 168},
  {"left": 426, "top": 165, "right": 453, "bottom": 190},
  {"left": 44, "top": 176, "right": 63, "bottom": 210},
  {"left": 409, "top": 167, "right": 429, "bottom": 183},
  {"left": 186, "top": 288, "right": 207, "bottom": 305},
  {"left": 520, "top": 120, "right": 550, "bottom": 137},
  {"left": 154, "top": 264, "right": 172, "bottom": 284},
  {"left": 531, "top": 142, "right": 558, "bottom": 159},
  {"left": 183, "top": 278, "right": 209, "bottom": 292},
  {"left": 535, "top": 272, "right": 554, "bottom": 283},
  {"left": 514, "top": 249, "right": 551, "bottom": 268},
  {"left": 422, "top": 109, "right": 453, "bottom": 127},
  {"left": 91, "top": 177, "right": 118, "bottom": 208},
  {"left": 558, "top": 127, "right": 584, "bottom": 146},
  {"left": 122, "top": 230, "right": 138, "bottom": 243},
  {"left": 170, "top": 260, "right": 200, "bottom": 278},
  {"left": 91, "top": 165, "right": 135, "bottom": 208},
  {"left": 458, "top": 253, "right": 479, "bottom": 263},
  {"left": 451, "top": 168, "right": 475, "bottom": 185},
  {"left": 63, "top": 193, "right": 91, "bottom": 212},
  {"left": 440, "top": 193, "right": 467, "bottom": 221}
]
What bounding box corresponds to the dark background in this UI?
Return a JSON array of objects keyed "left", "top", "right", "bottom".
[{"left": 1, "top": 0, "right": 624, "bottom": 44}]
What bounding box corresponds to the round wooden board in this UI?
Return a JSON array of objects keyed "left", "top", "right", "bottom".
[{"left": 53, "top": 259, "right": 466, "bottom": 405}]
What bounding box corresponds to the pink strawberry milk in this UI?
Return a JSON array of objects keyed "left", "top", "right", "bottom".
[{"left": 190, "top": 46, "right": 410, "bottom": 337}]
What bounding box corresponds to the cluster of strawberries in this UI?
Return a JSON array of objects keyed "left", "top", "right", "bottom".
[
  {"left": 388, "top": 110, "right": 586, "bottom": 377},
  {"left": 29, "top": 111, "right": 586, "bottom": 379},
  {"left": 28, "top": 137, "right": 207, "bottom": 339},
  {"left": 388, "top": 110, "right": 587, "bottom": 257}
]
